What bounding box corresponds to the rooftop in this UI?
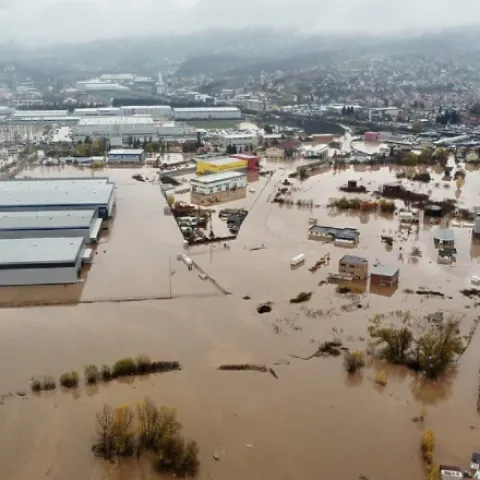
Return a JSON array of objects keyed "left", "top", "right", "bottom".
[
  {"left": 434, "top": 228, "right": 455, "bottom": 242},
  {"left": 108, "top": 149, "right": 144, "bottom": 155},
  {"left": 76, "top": 116, "right": 155, "bottom": 126},
  {"left": 0, "top": 183, "right": 114, "bottom": 208},
  {"left": 0, "top": 209, "right": 96, "bottom": 231},
  {"left": 309, "top": 225, "right": 360, "bottom": 240},
  {"left": 173, "top": 107, "right": 239, "bottom": 112},
  {"left": 191, "top": 171, "right": 246, "bottom": 184},
  {"left": 371, "top": 264, "right": 399, "bottom": 277},
  {"left": 340, "top": 254, "right": 368, "bottom": 265},
  {"left": 202, "top": 157, "right": 247, "bottom": 166},
  {"left": 0, "top": 237, "right": 85, "bottom": 266},
  {"left": 0, "top": 178, "right": 110, "bottom": 193}
]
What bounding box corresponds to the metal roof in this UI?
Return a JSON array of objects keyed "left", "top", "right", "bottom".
[
  {"left": 191, "top": 171, "right": 246, "bottom": 184},
  {"left": 0, "top": 237, "right": 85, "bottom": 266},
  {"left": 77, "top": 116, "right": 155, "bottom": 126},
  {"left": 0, "top": 183, "right": 114, "bottom": 208},
  {"left": 173, "top": 107, "right": 239, "bottom": 112},
  {"left": 340, "top": 254, "right": 368, "bottom": 265},
  {"left": 371, "top": 264, "right": 399, "bottom": 277},
  {"left": 434, "top": 228, "right": 455, "bottom": 242},
  {"left": 309, "top": 225, "right": 360, "bottom": 240},
  {"left": 0, "top": 178, "right": 109, "bottom": 192},
  {"left": 0, "top": 209, "right": 96, "bottom": 231},
  {"left": 202, "top": 157, "right": 246, "bottom": 166},
  {"left": 108, "top": 149, "right": 144, "bottom": 155}
]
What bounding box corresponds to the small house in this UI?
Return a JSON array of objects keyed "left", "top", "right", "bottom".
[
  {"left": 339, "top": 255, "right": 368, "bottom": 280},
  {"left": 308, "top": 225, "right": 360, "bottom": 245},
  {"left": 434, "top": 228, "right": 455, "bottom": 248},
  {"left": 370, "top": 264, "right": 400, "bottom": 287},
  {"left": 439, "top": 465, "right": 463, "bottom": 480}
]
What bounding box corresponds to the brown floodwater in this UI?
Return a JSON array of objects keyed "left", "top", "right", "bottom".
[{"left": 1, "top": 164, "right": 480, "bottom": 480}]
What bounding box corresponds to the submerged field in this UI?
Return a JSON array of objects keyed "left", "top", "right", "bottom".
[{"left": 0, "top": 163, "right": 480, "bottom": 479}]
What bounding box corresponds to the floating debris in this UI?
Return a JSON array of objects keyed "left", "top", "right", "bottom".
[{"left": 257, "top": 302, "right": 273, "bottom": 314}]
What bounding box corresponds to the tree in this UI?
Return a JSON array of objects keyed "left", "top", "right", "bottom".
[
  {"left": 298, "top": 167, "right": 309, "bottom": 181},
  {"left": 84, "top": 135, "right": 92, "bottom": 144},
  {"left": 112, "top": 405, "right": 135, "bottom": 456},
  {"left": 418, "top": 147, "right": 434, "bottom": 165},
  {"left": 402, "top": 151, "right": 418, "bottom": 166},
  {"left": 94, "top": 405, "right": 115, "bottom": 458},
  {"left": 264, "top": 124, "right": 273, "bottom": 134},
  {"left": 434, "top": 147, "right": 448, "bottom": 167},
  {"left": 411, "top": 120, "right": 423, "bottom": 132},
  {"left": 127, "top": 135, "right": 133, "bottom": 146}
]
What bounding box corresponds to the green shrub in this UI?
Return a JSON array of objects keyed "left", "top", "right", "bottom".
[
  {"left": 31, "top": 377, "right": 42, "bottom": 392},
  {"left": 343, "top": 350, "right": 365, "bottom": 373},
  {"left": 60, "top": 371, "right": 79, "bottom": 388},
  {"left": 135, "top": 355, "right": 152, "bottom": 374},
  {"left": 101, "top": 364, "right": 112, "bottom": 382},
  {"left": 154, "top": 436, "right": 200, "bottom": 477},
  {"left": 112, "top": 358, "right": 137, "bottom": 378},
  {"left": 85, "top": 364, "right": 99, "bottom": 384},
  {"left": 42, "top": 375, "right": 57, "bottom": 391},
  {"left": 289, "top": 291, "right": 313, "bottom": 304}
]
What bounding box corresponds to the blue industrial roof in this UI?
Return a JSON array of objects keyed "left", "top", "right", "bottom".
[
  {"left": 0, "top": 237, "right": 85, "bottom": 266},
  {"left": 0, "top": 209, "right": 96, "bottom": 231}
]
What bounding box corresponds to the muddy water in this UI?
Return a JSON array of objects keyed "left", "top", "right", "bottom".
[{"left": 0, "top": 165, "right": 479, "bottom": 479}]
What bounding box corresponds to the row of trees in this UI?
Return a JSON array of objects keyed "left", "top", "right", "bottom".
[
  {"left": 369, "top": 317, "right": 463, "bottom": 378},
  {"left": 399, "top": 147, "right": 449, "bottom": 167},
  {"left": 94, "top": 398, "right": 199, "bottom": 477},
  {"left": 225, "top": 144, "right": 255, "bottom": 154}
]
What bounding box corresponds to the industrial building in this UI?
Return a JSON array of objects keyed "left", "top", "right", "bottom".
[
  {"left": 157, "top": 121, "right": 197, "bottom": 141},
  {"left": 0, "top": 210, "right": 102, "bottom": 243},
  {"left": 196, "top": 156, "right": 248, "bottom": 175},
  {"left": 0, "top": 237, "right": 88, "bottom": 286},
  {"left": 229, "top": 153, "right": 261, "bottom": 171},
  {"left": 108, "top": 148, "right": 145, "bottom": 164},
  {"left": 73, "top": 116, "right": 158, "bottom": 146},
  {"left": 0, "top": 179, "right": 116, "bottom": 219},
  {"left": 339, "top": 255, "right": 369, "bottom": 280},
  {"left": 173, "top": 107, "right": 241, "bottom": 120},
  {"left": 190, "top": 171, "right": 247, "bottom": 205},
  {"left": 74, "top": 107, "right": 122, "bottom": 117},
  {"left": 120, "top": 105, "right": 172, "bottom": 118},
  {"left": 218, "top": 131, "right": 258, "bottom": 148}
]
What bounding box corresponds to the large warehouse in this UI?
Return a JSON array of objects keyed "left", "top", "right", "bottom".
[
  {"left": 72, "top": 116, "right": 158, "bottom": 146},
  {"left": 0, "top": 209, "right": 102, "bottom": 243},
  {"left": 0, "top": 179, "right": 116, "bottom": 219},
  {"left": 196, "top": 156, "right": 248, "bottom": 175},
  {"left": 120, "top": 105, "right": 172, "bottom": 118},
  {"left": 0, "top": 237, "right": 87, "bottom": 286},
  {"left": 173, "top": 107, "right": 241, "bottom": 120}
]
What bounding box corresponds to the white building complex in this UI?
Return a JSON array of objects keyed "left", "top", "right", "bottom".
[
  {"left": 190, "top": 171, "right": 247, "bottom": 205},
  {"left": 218, "top": 131, "right": 258, "bottom": 148},
  {"left": 73, "top": 117, "right": 158, "bottom": 146},
  {"left": 120, "top": 105, "right": 172, "bottom": 118},
  {"left": 173, "top": 107, "right": 241, "bottom": 120},
  {"left": 157, "top": 121, "right": 197, "bottom": 141}
]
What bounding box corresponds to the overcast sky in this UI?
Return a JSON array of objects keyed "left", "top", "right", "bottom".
[{"left": 1, "top": 0, "right": 480, "bottom": 44}]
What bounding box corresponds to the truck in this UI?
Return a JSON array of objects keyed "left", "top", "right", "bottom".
[{"left": 290, "top": 254, "right": 305, "bottom": 267}]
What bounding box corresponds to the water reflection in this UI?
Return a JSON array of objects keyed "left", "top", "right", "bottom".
[{"left": 409, "top": 368, "right": 457, "bottom": 405}]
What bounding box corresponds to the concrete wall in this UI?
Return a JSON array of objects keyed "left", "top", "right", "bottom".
[
  {"left": 191, "top": 187, "right": 246, "bottom": 206},
  {"left": 0, "top": 266, "right": 80, "bottom": 286}
]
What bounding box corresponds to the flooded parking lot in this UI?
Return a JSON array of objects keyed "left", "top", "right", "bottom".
[{"left": 0, "top": 163, "right": 480, "bottom": 479}]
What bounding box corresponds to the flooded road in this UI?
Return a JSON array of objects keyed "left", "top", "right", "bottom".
[{"left": 0, "top": 164, "right": 479, "bottom": 479}]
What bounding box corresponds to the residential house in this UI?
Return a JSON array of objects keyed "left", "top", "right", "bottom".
[
  {"left": 338, "top": 255, "right": 369, "bottom": 280},
  {"left": 308, "top": 226, "right": 360, "bottom": 245},
  {"left": 439, "top": 465, "right": 463, "bottom": 480},
  {"left": 370, "top": 264, "right": 400, "bottom": 287},
  {"left": 265, "top": 140, "right": 300, "bottom": 161}
]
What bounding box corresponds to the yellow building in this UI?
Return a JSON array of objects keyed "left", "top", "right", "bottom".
[{"left": 196, "top": 156, "right": 248, "bottom": 175}]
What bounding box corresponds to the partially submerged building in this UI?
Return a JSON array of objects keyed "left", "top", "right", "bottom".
[
  {"left": 0, "top": 210, "right": 102, "bottom": 243},
  {"left": 434, "top": 228, "right": 455, "bottom": 248},
  {"left": 190, "top": 171, "right": 247, "bottom": 205},
  {"left": 0, "top": 179, "right": 116, "bottom": 219},
  {"left": 370, "top": 264, "right": 400, "bottom": 287},
  {"left": 308, "top": 225, "right": 360, "bottom": 246},
  {"left": 0, "top": 237, "right": 89, "bottom": 286},
  {"left": 338, "top": 255, "right": 369, "bottom": 280},
  {"left": 196, "top": 156, "right": 248, "bottom": 175},
  {"left": 107, "top": 148, "right": 145, "bottom": 164}
]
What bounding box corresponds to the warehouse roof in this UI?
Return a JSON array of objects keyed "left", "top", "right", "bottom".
[
  {"left": 0, "top": 182, "right": 114, "bottom": 208},
  {"left": 202, "top": 157, "right": 246, "bottom": 166},
  {"left": 108, "top": 149, "right": 144, "bottom": 155},
  {"left": 191, "top": 171, "right": 246, "bottom": 184},
  {"left": 0, "top": 237, "right": 85, "bottom": 266},
  {"left": 0, "top": 178, "right": 110, "bottom": 192},
  {"left": 434, "top": 228, "right": 455, "bottom": 242},
  {"left": 76, "top": 116, "right": 155, "bottom": 126},
  {"left": 0, "top": 210, "right": 96, "bottom": 231},
  {"left": 173, "top": 107, "right": 239, "bottom": 112}
]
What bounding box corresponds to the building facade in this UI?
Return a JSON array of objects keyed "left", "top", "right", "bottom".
[
  {"left": 173, "top": 107, "right": 241, "bottom": 120},
  {"left": 108, "top": 148, "right": 145, "bottom": 164},
  {"left": 338, "top": 255, "right": 369, "bottom": 280},
  {"left": 218, "top": 132, "right": 258, "bottom": 148},
  {"left": 370, "top": 265, "right": 400, "bottom": 287},
  {"left": 196, "top": 157, "right": 248, "bottom": 175},
  {"left": 190, "top": 171, "right": 247, "bottom": 205}
]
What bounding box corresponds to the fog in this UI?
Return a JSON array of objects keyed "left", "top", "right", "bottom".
[{"left": 1, "top": 0, "right": 479, "bottom": 44}]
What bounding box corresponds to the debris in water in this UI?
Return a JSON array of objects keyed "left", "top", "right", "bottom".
[
  {"left": 242, "top": 295, "right": 251, "bottom": 300},
  {"left": 290, "top": 291, "right": 313, "bottom": 304},
  {"left": 290, "top": 340, "right": 344, "bottom": 360},
  {"left": 268, "top": 368, "right": 279, "bottom": 379},
  {"left": 213, "top": 452, "right": 220, "bottom": 461},
  {"left": 461, "top": 288, "right": 480, "bottom": 299},
  {"left": 257, "top": 302, "right": 273, "bottom": 314},
  {"left": 218, "top": 364, "right": 268, "bottom": 373},
  {"left": 415, "top": 289, "right": 444, "bottom": 298},
  {"left": 337, "top": 286, "right": 351, "bottom": 294}
]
